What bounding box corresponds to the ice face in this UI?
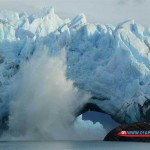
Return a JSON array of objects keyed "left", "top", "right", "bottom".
[
  {"left": 67, "top": 20, "right": 150, "bottom": 123},
  {"left": 0, "top": 7, "right": 150, "bottom": 126}
]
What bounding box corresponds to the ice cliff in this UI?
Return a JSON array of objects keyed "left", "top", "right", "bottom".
[{"left": 0, "top": 7, "right": 150, "bottom": 125}]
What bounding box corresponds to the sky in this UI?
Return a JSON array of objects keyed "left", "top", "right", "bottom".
[{"left": 0, "top": 0, "right": 149, "bottom": 26}]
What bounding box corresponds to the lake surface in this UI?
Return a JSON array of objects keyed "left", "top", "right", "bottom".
[{"left": 0, "top": 141, "right": 149, "bottom": 150}]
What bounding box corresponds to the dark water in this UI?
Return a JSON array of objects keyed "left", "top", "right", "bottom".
[{"left": 0, "top": 141, "right": 149, "bottom": 150}]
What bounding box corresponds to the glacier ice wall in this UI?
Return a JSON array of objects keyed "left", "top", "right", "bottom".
[{"left": 0, "top": 7, "right": 150, "bottom": 125}]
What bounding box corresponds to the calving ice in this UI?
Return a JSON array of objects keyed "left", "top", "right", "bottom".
[{"left": 0, "top": 6, "right": 150, "bottom": 141}]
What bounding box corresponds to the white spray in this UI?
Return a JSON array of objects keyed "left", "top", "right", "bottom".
[{"left": 2, "top": 49, "right": 106, "bottom": 140}]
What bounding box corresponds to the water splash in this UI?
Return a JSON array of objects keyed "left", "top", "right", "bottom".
[{"left": 1, "top": 49, "right": 106, "bottom": 140}]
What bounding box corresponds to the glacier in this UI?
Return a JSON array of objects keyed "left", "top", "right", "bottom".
[{"left": 0, "top": 6, "right": 150, "bottom": 128}]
